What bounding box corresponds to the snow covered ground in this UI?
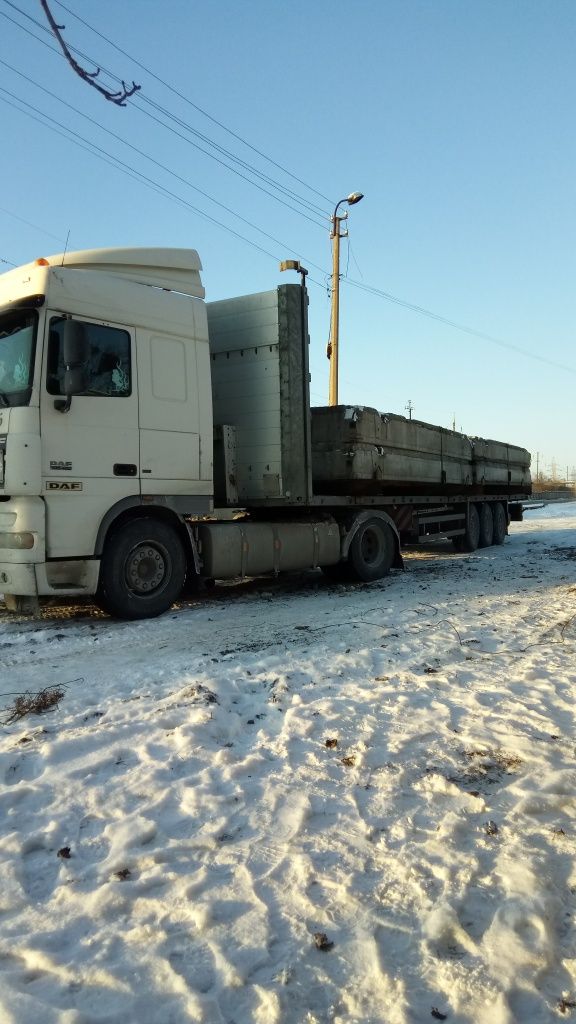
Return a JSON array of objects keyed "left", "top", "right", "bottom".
[{"left": 1, "top": 503, "right": 575, "bottom": 1024}]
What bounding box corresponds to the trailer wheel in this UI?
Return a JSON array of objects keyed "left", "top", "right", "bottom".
[
  {"left": 347, "top": 518, "right": 395, "bottom": 582},
  {"left": 492, "top": 502, "right": 507, "bottom": 545},
  {"left": 455, "top": 503, "right": 480, "bottom": 553},
  {"left": 477, "top": 503, "right": 494, "bottom": 548},
  {"left": 97, "top": 518, "right": 186, "bottom": 620}
]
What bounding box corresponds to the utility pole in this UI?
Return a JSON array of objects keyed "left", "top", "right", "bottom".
[
  {"left": 405, "top": 399, "right": 413, "bottom": 420},
  {"left": 327, "top": 192, "right": 364, "bottom": 406},
  {"left": 328, "top": 217, "right": 342, "bottom": 407},
  {"left": 535, "top": 451, "right": 540, "bottom": 482}
]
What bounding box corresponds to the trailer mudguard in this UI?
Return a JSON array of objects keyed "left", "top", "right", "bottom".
[{"left": 342, "top": 509, "right": 404, "bottom": 570}]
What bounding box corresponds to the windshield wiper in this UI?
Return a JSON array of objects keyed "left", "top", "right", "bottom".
[{"left": 0, "top": 391, "right": 9, "bottom": 408}]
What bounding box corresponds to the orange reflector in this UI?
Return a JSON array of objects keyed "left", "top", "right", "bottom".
[{"left": 35, "top": 258, "right": 50, "bottom": 266}]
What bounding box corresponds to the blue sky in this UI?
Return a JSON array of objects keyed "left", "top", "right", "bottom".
[{"left": 1, "top": 0, "right": 575, "bottom": 477}]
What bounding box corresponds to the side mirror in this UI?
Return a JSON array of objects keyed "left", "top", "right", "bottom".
[
  {"left": 63, "top": 365, "right": 88, "bottom": 397},
  {"left": 54, "top": 320, "right": 90, "bottom": 412},
  {"left": 63, "top": 320, "right": 89, "bottom": 368}
]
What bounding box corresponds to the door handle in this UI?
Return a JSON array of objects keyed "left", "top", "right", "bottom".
[{"left": 114, "top": 464, "right": 137, "bottom": 476}]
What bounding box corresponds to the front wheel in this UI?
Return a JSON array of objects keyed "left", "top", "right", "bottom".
[
  {"left": 97, "top": 518, "right": 186, "bottom": 620},
  {"left": 347, "top": 518, "right": 395, "bottom": 582}
]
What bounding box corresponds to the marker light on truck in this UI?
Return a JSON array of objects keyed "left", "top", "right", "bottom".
[
  {"left": 0, "top": 532, "right": 35, "bottom": 549},
  {"left": 35, "top": 258, "right": 50, "bottom": 266}
]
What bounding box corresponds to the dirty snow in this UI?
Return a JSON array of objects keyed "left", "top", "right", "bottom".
[{"left": 1, "top": 504, "right": 576, "bottom": 1024}]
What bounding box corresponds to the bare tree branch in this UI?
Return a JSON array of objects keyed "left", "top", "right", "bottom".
[{"left": 39, "top": 0, "right": 140, "bottom": 107}]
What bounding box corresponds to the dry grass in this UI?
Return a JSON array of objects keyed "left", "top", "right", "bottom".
[
  {"left": 464, "top": 748, "right": 523, "bottom": 771},
  {"left": 3, "top": 686, "right": 64, "bottom": 724}
]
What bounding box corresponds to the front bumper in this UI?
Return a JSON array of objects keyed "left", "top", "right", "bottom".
[
  {"left": 0, "top": 560, "right": 38, "bottom": 596},
  {"left": 0, "top": 496, "right": 45, "bottom": 595}
]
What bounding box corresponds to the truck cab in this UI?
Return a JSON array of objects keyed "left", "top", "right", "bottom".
[{"left": 0, "top": 248, "right": 214, "bottom": 612}]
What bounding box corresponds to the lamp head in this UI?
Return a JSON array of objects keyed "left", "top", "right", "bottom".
[{"left": 347, "top": 192, "right": 364, "bottom": 206}]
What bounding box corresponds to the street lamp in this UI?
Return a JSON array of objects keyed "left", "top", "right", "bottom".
[
  {"left": 279, "top": 259, "right": 308, "bottom": 289},
  {"left": 327, "top": 191, "right": 364, "bottom": 406}
]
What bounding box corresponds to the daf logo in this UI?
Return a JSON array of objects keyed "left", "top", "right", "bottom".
[
  {"left": 50, "top": 460, "right": 72, "bottom": 471},
  {"left": 46, "top": 481, "right": 83, "bottom": 491}
]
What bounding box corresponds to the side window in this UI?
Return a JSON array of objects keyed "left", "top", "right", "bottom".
[{"left": 47, "top": 318, "right": 131, "bottom": 397}]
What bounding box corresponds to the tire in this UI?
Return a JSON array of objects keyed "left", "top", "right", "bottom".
[
  {"left": 94, "top": 585, "right": 114, "bottom": 616},
  {"left": 347, "top": 518, "right": 395, "bottom": 582},
  {"left": 458, "top": 503, "right": 480, "bottom": 553},
  {"left": 98, "top": 518, "right": 186, "bottom": 620},
  {"left": 477, "top": 503, "right": 494, "bottom": 548},
  {"left": 492, "top": 501, "right": 507, "bottom": 545}
]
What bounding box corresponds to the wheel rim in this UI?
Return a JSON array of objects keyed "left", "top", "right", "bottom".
[
  {"left": 360, "top": 525, "right": 384, "bottom": 566},
  {"left": 125, "top": 541, "right": 171, "bottom": 596}
]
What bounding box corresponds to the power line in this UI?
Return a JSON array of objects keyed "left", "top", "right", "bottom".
[
  {"left": 0, "top": 87, "right": 276, "bottom": 262},
  {"left": 0, "top": 257, "right": 16, "bottom": 266},
  {"left": 53, "top": 0, "right": 334, "bottom": 208},
  {"left": 2, "top": 3, "right": 327, "bottom": 225},
  {"left": 138, "top": 93, "right": 328, "bottom": 219},
  {"left": 0, "top": 58, "right": 328, "bottom": 258},
  {"left": 343, "top": 276, "right": 576, "bottom": 376},
  {"left": 0, "top": 1, "right": 329, "bottom": 224},
  {"left": 0, "top": 91, "right": 177, "bottom": 210},
  {"left": 132, "top": 96, "right": 328, "bottom": 226},
  {"left": 3, "top": 63, "right": 567, "bottom": 378},
  {"left": 0, "top": 203, "right": 68, "bottom": 244},
  {"left": 0, "top": 87, "right": 327, "bottom": 286},
  {"left": 3, "top": 3, "right": 568, "bottom": 374}
]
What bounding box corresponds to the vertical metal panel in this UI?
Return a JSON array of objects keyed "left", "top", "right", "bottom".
[
  {"left": 278, "top": 284, "right": 312, "bottom": 503},
  {"left": 207, "top": 285, "right": 311, "bottom": 503}
]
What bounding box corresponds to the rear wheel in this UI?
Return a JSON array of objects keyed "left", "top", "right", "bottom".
[
  {"left": 347, "top": 518, "right": 395, "bottom": 582},
  {"left": 454, "top": 503, "right": 480, "bottom": 553},
  {"left": 492, "top": 502, "right": 507, "bottom": 545},
  {"left": 477, "top": 503, "right": 494, "bottom": 548},
  {"left": 97, "top": 518, "right": 186, "bottom": 620}
]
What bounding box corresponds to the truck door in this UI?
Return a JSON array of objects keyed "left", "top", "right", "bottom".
[{"left": 40, "top": 312, "right": 139, "bottom": 558}]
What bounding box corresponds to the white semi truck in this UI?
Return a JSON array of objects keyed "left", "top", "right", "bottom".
[{"left": 0, "top": 248, "right": 530, "bottom": 619}]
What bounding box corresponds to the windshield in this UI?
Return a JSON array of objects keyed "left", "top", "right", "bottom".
[{"left": 0, "top": 309, "right": 37, "bottom": 407}]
